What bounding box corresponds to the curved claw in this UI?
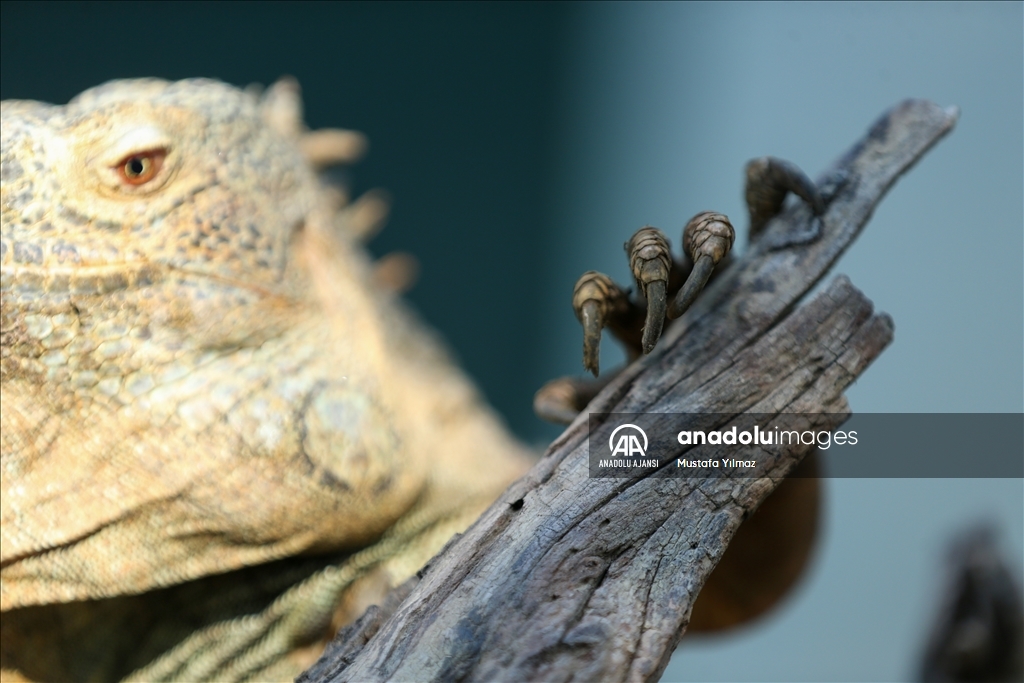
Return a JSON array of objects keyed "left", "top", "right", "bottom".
[
  {"left": 669, "top": 254, "right": 715, "bottom": 319},
  {"left": 573, "top": 271, "right": 629, "bottom": 376},
  {"left": 670, "top": 212, "right": 735, "bottom": 319},
  {"left": 580, "top": 300, "right": 603, "bottom": 376},
  {"left": 626, "top": 227, "right": 671, "bottom": 354},
  {"left": 642, "top": 279, "right": 666, "bottom": 354},
  {"left": 773, "top": 157, "right": 824, "bottom": 216},
  {"left": 745, "top": 157, "right": 823, "bottom": 236}
]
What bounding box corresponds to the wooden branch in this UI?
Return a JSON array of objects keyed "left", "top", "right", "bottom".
[{"left": 301, "top": 100, "right": 958, "bottom": 683}]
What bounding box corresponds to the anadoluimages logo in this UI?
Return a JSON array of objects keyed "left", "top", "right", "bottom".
[{"left": 608, "top": 424, "right": 648, "bottom": 457}]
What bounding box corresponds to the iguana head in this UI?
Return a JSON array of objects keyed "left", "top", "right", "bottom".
[{"left": 1, "top": 78, "right": 320, "bottom": 349}]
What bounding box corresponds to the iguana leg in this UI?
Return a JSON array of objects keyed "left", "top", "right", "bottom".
[{"left": 120, "top": 496, "right": 489, "bottom": 683}]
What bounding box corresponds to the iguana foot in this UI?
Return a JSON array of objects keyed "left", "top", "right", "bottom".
[
  {"left": 535, "top": 215, "right": 734, "bottom": 425},
  {"left": 567, "top": 214, "right": 736, "bottom": 377},
  {"left": 537, "top": 157, "right": 828, "bottom": 425}
]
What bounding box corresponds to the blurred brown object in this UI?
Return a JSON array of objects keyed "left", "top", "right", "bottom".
[
  {"left": 688, "top": 451, "right": 821, "bottom": 632},
  {"left": 919, "top": 524, "right": 1024, "bottom": 683}
]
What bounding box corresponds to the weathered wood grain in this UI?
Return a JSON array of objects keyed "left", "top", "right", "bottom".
[{"left": 302, "top": 99, "right": 958, "bottom": 683}]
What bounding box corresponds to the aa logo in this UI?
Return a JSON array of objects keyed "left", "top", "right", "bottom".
[{"left": 609, "top": 424, "right": 648, "bottom": 457}]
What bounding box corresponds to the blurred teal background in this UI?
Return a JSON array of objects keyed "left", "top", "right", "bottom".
[
  {"left": 542, "top": 5, "right": 1022, "bottom": 681},
  {"left": 2, "top": 2, "right": 1020, "bottom": 681},
  {"left": 1, "top": 0, "right": 568, "bottom": 441}
]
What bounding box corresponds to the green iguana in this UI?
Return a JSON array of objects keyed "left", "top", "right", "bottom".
[{"left": 0, "top": 78, "right": 820, "bottom": 682}]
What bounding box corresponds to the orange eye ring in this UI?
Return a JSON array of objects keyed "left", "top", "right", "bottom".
[{"left": 116, "top": 149, "right": 166, "bottom": 186}]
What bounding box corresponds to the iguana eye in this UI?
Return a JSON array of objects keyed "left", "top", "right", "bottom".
[{"left": 116, "top": 149, "right": 166, "bottom": 186}]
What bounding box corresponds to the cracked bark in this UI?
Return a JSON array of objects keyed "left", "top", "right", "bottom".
[{"left": 301, "top": 99, "right": 958, "bottom": 683}]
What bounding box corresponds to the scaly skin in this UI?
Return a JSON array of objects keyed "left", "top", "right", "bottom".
[{"left": 0, "top": 78, "right": 531, "bottom": 681}]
